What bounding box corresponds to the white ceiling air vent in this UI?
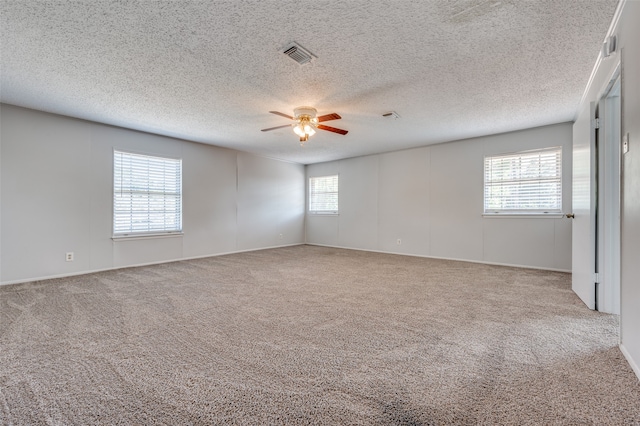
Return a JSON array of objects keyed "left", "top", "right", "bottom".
[{"left": 282, "top": 42, "right": 317, "bottom": 65}]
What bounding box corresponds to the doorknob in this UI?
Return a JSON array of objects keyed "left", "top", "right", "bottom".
[{"left": 565, "top": 213, "right": 575, "bottom": 219}]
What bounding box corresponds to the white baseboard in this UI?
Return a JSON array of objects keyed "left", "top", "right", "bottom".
[
  {"left": 620, "top": 344, "right": 640, "bottom": 382},
  {"left": 304, "top": 243, "right": 571, "bottom": 273},
  {"left": 0, "top": 243, "right": 304, "bottom": 286},
  {"left": 1, "top": 242, "right": 571, "bottom": 286}
]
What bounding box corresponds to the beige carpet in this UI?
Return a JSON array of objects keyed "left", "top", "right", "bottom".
[{"left": 1, "top": 245, "right": 639, "bottom": 425}]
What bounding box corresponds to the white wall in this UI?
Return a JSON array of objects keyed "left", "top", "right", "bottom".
[
  {"left": 572, "top": 0, "right": 640, "bottom": 380},
  {"left": 0, "top": 104, "right": 305, "bottom": 284},
  {"left": 619, "top": 0, "right": 640, "bottom": 381},
  {"left": 306, "top": 123, "right": 573, "bottom": 271},
  {"left": 617, "top": 0, "right": 640, "bottom": 380}
]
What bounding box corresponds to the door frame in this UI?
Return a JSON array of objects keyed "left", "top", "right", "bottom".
[
  {"left": 571, "top": 63, "right": 621, "bottom": 312},
  {"left": 596, "top": 73, "right": 622, "bottom": 314}
]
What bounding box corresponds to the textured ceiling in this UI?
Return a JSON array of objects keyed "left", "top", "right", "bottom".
[{"left": 0, "top": 0, "right": 618, "bottom": 164}]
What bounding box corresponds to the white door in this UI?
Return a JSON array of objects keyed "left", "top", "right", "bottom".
[{"left": 572, "top": 102, "right": 598, "bottom": 309}]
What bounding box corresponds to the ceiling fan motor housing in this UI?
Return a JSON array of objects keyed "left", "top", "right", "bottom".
[{"left": 293, "top": 106, "right": 318, "bottom": 121}]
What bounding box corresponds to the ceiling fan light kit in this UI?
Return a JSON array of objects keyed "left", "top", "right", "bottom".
[
  {"left": 262, "top": 106, "right": 348, "bottom": 146},
  {"left": 292, "top": 106, "right": 318, "bottom": 143}
]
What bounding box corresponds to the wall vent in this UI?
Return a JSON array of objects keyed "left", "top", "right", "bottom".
[{"left": 282, "top": 42, "right": 316, "bottom": 65}]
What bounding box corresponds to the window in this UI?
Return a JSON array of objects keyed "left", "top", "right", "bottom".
[
  {"left": 484, "top": 147, "right": 562, "bottom": 214},
  {"left": 309, "top": 175, "right": 339, "bottom": 214},
  {"left": 113, "top": 150, "right": 182, "bottom": 236}
]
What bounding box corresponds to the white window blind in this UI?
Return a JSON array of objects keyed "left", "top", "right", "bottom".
[
  {"left": 484, "top": 147, "right": 562, "bottom": 214},
  {"left": 309, "top": 175, "right": 339, "bottom": 214},
  {"left": 113, "top": 150, "right": 182, "bottom": 235}
]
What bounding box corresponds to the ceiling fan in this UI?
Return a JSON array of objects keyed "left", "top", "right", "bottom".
[{"left": 261, "top": 106, "right": 348, "bottom": 145}]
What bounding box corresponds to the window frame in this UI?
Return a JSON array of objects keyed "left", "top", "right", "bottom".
[
  {"left": 112, "top": 149, "right": 183, "bottom": 239},
  {"left": 308, "top": 174, "right": 339, "bottom": 215},
  {"left": 483, "top": 146, "right": 563, "bottom": 216}
]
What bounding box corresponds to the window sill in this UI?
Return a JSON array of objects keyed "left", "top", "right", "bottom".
[
  {"left": 112, "top": 232, "right": 184, "bottom": 241},
  {"left": 482, "top": 213, "right": 565, "bottom": 219},
  {"left": 308, "top": 212, "right": 339, "bottom": 216}
]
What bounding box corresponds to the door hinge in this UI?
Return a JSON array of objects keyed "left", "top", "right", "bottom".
[
  {"left": 594, "top": 273, "right": 600, "bottom": 283},
  {"left": 592, "top": 118, "right": 600, "bottom": 129}
]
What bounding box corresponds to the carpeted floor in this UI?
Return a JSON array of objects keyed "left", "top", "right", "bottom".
[{"left": 1, "top": 245, "right": 639, "bottom": 425}]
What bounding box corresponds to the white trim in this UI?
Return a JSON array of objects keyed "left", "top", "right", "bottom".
[
  {"left": 112, "top": 146, "right": 182, "bottom": 162},
  {"left": 482, "top": 214, "right": 565, "bottom": 219},
  {"left": 620, "top": 344, "right": 640, "bottom": 381},
  {"left": 574, "top": 0, "right": 626, "bottom": 120},
  {"left": 304, "top": 243, "right": 571, "bottom": 273},
  {"left": 0, "top": 243, "right": 304, "bottom": 286},
  {"left": 112, "top": 232, "right": 184, "bottom": 241}
]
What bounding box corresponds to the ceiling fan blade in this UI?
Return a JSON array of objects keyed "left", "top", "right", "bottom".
[
  {"left": 317, "top": 124, "right": 348, "bottom": 135},
  {"left": 317, "top": 113, "right": 341, "bottom": 122},
  {"left": 269, "top": 111, "right": 294, "bottom": 120},
  {"left": 261, "top": 124, "right": 292, "bottom": 132}
]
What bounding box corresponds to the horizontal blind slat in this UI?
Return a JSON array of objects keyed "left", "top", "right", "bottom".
[
  {"left": 114, "top": 150, "right": 182, "bottom": 235},
  {"left": 484, "top": 147, "right": 562, "bottom": 213},
  {"left": 309, "top": 175, "right": 339, "bottom": 212}
]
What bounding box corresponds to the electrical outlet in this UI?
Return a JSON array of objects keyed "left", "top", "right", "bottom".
[
  {"left": 279, "top": 233, "right": 283, "bottom": 239},
  {"left": 397, "top": 238, "right": 402, "bottom": 245},
  {"left": 65, "top": 252, "right": 74, "bottom": 262}
]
